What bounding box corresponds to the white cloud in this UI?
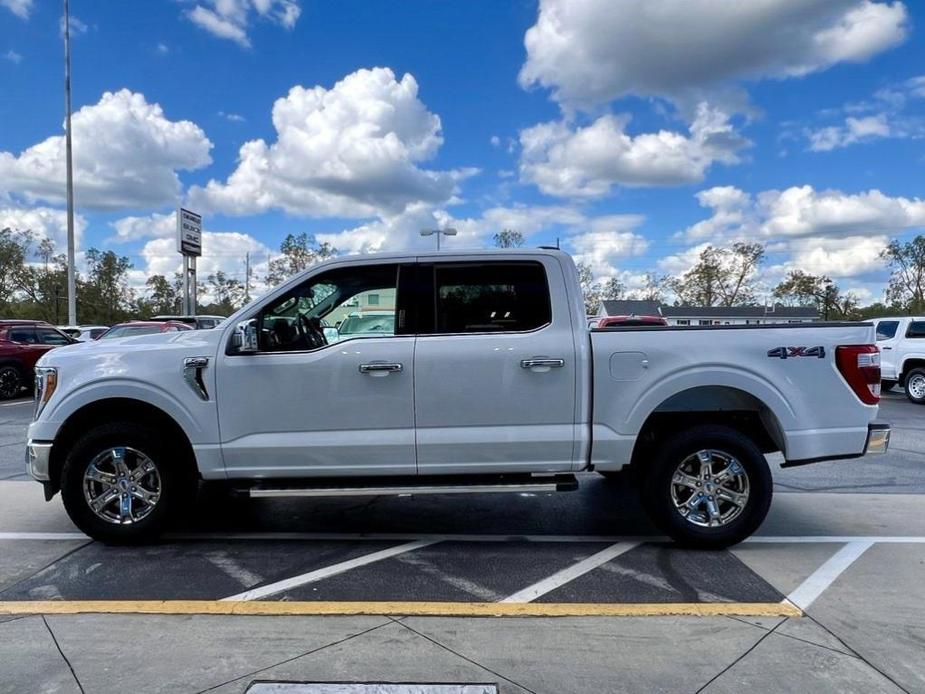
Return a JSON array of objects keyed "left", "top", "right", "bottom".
[
  {"left": 186, "top": 0, "right": 300, "bottom": 48},
  {"left": 316, "top": 202, "right": 648, "bottom": 280},
  {"left": 219, "top": 111, "right": 246, "bottom": 122},
  {"left": 775, "top": 235, "right": 890, "bottom": 278},
  {"left": 684, "top": 185, "right": 925, "bottom": 244},
  {"left": 569, "top": 216, "right": 649, "bottom": 277},
  {"left": 675, "top": 185, "right": 925, "bottom": 281},
  {"left": 141, "top": 230, "right": 272, "bottom": 288},
  {"left": 0, "top": 204, "right": 87, "bottom": 252},
  {"left": 519, "top": 103, "right": 748, "bottom": 197},
  {"left": 0, "top": 0, "right": 31, "bottom": 19},
  {"left": 807, "top": 114, "right": 892, "bottom": 151},
  {"left": 0, "top": 89, "right": 212, "bottom": 210},
  {"left": 3, "top": 49, "right": 22, "bottom": 64},
  {"left": 189, "top": 68, "right": 470, "bottom": 219},
  {"left": 156, "top": 43, "right": 170, "bottom": 55},
  {"left": 110, "top": 212, "right": 176, "bottom": 243},
  {"left": 520, "top": 0, "right": 908, "bottom": 110}
]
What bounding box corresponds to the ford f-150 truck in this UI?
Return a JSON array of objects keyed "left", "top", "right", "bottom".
[{"left": 26, "top": 249, "right": 890, "bottom": 547}]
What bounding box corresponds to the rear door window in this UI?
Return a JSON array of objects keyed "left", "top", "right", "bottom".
[
  {"left": 430, "top": 262, "right": 552, "bottom": 334},
  {"left": 7, "top": 328, "right": 36, "bottom": 343}
]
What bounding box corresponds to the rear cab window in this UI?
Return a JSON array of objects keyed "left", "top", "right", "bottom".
[
  {"left": 876, "top": 320, "right": 899, "bottom": 340},
  {"left": 907, "top": 321, "right": 925, "bottom": 339},
  {"left": 426, "top": 262, "right": 552, "bottom": 334}
]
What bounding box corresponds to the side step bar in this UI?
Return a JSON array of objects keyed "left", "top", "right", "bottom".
[{"left": 238, "top": 474, "right": 578, "bottom": 499}]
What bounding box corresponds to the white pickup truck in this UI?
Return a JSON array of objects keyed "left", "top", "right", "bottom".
[
  {"left": 26, "top": 249, "right": 890, "bottom": 547},
  {"left": 870, "top": 316, "right": 925, "bottom": 404}
]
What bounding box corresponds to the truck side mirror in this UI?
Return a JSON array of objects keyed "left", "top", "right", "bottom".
[{"left": 231, "top": 319, "right": 259, "bottom": 354}]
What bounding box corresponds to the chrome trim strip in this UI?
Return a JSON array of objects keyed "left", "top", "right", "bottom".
[{"left": 248, "top": 482, "right": 561, "bottom": 498}]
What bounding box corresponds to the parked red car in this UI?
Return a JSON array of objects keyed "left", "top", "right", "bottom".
[
  {"left": 596, "top": 315, "right": 669, "bottom": 328},
  {"left": 0, "top": 320, "right": 77, "bottom": 400},
  {"left": 96, "top": 320, "right": 194, "bottom": 340}
]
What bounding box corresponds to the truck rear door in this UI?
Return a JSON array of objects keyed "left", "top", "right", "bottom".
[{"left": 412, "top": 258, "right": 579, "bottom": 474}]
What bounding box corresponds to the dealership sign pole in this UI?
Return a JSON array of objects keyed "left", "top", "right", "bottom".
[{"left": 177, "top": 208, "right": 202, "bottom": 315}]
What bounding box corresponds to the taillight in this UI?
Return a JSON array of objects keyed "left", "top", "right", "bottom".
[{"left": 836, "top": 345, "right": 881, "bottom": 405}]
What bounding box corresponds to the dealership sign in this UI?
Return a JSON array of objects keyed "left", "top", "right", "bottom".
[{"left": 177, "top": 208, "right": 202, "bottom": 257}]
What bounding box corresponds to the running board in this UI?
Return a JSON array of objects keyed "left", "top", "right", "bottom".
[{"left": 239, "top": 474, "right": 578, "bottom": 499}]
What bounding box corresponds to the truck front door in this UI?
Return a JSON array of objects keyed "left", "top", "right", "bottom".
[
  {"left": 216, "top": 261, "right": 417, "bottom": 478},
  {"left": 412, "top": 258, "right": 579, "bottom": 474}
]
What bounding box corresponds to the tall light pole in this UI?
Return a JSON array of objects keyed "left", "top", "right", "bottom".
[
  {"left": 420, "top": 227, "right": 457, "bottom": 250},
  {"left": 63, "top": 0, "right": 77, "bottom": 325}
]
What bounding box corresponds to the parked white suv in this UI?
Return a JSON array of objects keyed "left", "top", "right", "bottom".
[{"left": 870, "top": 316, "right": 925, "bottom": 404}]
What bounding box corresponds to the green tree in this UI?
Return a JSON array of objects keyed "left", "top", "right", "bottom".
[
  {"left": 576, "top": 262, "right": 625, "bottom": 315},
  {"left": 492, "top": 229, "right": 525, "bottom": 248},
  {"left": 772, "top": 270, "right": 858, "bottom": 321},
  {"left": 881, "top": 236, "right": 925, "bottom": 313},
  {"left": 144, "top": 274, "right": 181, "bottom": 315},
  {"left": 266, "top": 233, "right": 337, "bottom": 286},
  {"left": 82, "top": 249, "right": 134, "bottom": 324},
  {"left": 198, "top": 271, "right": 245, "bottom": 314},
  {"left": 0, "top": 227, "right": 30, "bottom": 314},
  {"left": 628, "top": 272, "right": 668, "bottom": 303},
  {"left": 669, "top": 242, "right": 764, "bottom": 307}
]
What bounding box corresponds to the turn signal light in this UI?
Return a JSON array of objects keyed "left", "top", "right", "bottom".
[{"left": 836, "top": 345, "right": 880, "bottom": 405}]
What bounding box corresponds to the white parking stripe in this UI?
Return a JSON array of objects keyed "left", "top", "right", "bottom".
[
  {"left": 786, "top": 540, "right": 874, "bottom": 610},
  {"left": 0, "top": 532, "right": 87, "bottom": 540},
  {"left": 221, "top": 539, "right": 438, "bottom": 601},
  {"left": 500, "top": 542, "right": 638, "bottom": 603},
  {"left": 0, "top": 400, "right": 31, "bottom": 407}
]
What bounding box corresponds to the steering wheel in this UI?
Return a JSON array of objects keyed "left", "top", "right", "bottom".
[{"left": 297, "top": 314, "right": 327, "bottom": 349}]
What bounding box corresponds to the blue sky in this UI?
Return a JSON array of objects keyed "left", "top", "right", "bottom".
[{"left": 1, "top": 0, "right": 924, "bottom": 303}]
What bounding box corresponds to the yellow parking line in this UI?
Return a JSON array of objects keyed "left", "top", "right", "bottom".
[{"left": 0, "top": 600, "right": 802, "bottom": 618}]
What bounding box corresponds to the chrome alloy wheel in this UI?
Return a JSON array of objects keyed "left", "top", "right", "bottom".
[
  {"left": 82, "top": 447, "right": 162, "bottom": 525},
  {"left": 908, "top": 374, "right": 925, "bottom": 401},
  {"left": 670, "top": 449, "right": 750, "bottom": 528}
]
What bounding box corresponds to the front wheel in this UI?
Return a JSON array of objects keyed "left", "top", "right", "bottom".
[
  {"left": 640, "top": 426, "right": 772, "bottom": 549},
  {"left": 60, "top": 422, "right": 194, "bottom": 544},
  {"left": 0, "top": 365, "right": 22, "bottom": 400},
  {"left": 905, "top": 369, "right": 925, "bottom": 405}
]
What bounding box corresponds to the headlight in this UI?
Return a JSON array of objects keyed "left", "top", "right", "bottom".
[{"left": 34, "top": 367, "right": 58, "bottom": 420}]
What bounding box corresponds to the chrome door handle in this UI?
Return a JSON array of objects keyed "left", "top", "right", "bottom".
[
  {"left": 359, "top": 362, "right": 403, "bottom": 374},
  {"left": 882, "top": 346, "right": 892, "bottom": 350},
  {"left": 521, "top": 358, "right": 565, "bottom": 369}
]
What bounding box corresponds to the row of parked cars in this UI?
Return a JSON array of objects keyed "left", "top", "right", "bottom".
[{"left": 0, "top": 315, "right": 225, "bottom": 399}]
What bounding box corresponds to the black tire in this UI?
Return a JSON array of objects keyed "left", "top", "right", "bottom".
[
  {"left": 905, "top": 368, "right": 925, "bottom": 405},
  {"left": 60, "top": 422, "right": 195, "bottom": 544},
  {"left": 639, "top": 425, "right": 772, "bottom": 549},
  {"left": 881, "top": 380, "right": 897, "bottom": 393},
  {"left": 0, "top": 364, "right": 22, "bottom": 400}
]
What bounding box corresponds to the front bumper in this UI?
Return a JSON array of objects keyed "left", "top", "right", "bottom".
[
  {"left": 865, "top": 422, "right": 891, "bottom": 455},
  {"left": 26, "top": 440, "right": 53, "bottom": 481}
]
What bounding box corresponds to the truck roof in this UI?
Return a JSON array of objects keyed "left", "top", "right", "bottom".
[{"left": 315, "top": 247, "right": 572, "bottom": 264}]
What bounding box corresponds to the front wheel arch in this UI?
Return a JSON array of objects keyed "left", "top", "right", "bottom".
[{"left": 48, "top": 398, "right": 198, "bottom": 497}]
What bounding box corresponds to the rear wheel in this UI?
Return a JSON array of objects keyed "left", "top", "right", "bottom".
[
  {"left": 906, "top": 369, "right": 925, "bottom": 405},
  {"left": 60, "top": 422, "right": 194, "bottom": 544},
  {"left": 0, "top": 365, "right": 22, "bottom": 400},
  {"left": 640, "top": 425, "right": 772, "bottom": 549}
]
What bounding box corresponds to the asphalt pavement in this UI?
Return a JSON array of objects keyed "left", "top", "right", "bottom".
[{"left": 1, "top": 390, "right": 923, "bottom": 693}]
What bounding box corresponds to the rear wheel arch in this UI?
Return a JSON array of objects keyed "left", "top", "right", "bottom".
[
  {"left": 629, "top": 385, "right": 785, "bottom": 471},
  {"left": 48, "top": 398, "right": 199, "bottom": 495}
]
